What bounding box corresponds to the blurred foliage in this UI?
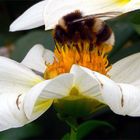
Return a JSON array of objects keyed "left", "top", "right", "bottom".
[
  {"left": 0, "top": 1, "right": 140, "bottom": 140},
  {"left": 76, "top": 120, "right": 114, "bottom": 140},
  {"left": 11, "top": 30, "right": 55, "bottom": 62},
  {"left": 107, "top": 10, "right": 140, "bottom": 62},
  {"left": 62, "top": 118, "right": 114, "bottom": 140},
  {"left": 0, "top": 124, "right": 41, "bottom": 140}
]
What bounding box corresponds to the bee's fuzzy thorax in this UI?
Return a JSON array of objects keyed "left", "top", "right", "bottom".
[{"left": 62, "top": 10, "right": 82, "bottom": 27}]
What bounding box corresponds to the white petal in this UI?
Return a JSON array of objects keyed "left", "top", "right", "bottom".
[
  {"left": 72, "top": 66, "right": 124, "bottom": 115},
  {"left": 9, "top": 1, "right": 47, "bottom": 32},
  {"left": 123, "top": 0, "right": 140, "bottom": 13},
  {"left": 109, "top": 53, "right": 140, "bottom": 84},
  {"left": 80, "top": 66, "right": 140, "bottom": 116},
  {"left": 0, "top": 84, "right": 29, "bottom": 131},
  {"left": 92, "top": 72, "right": 127, "bottom": 116},
  {"left": 116, "top": 83, "right": 140, "bottom": 116},
  {"left": 21, "top": 44, "right": 55, "bottom": 73},
  {"left": 0, "top": 56, "right": 43, "bottom": 85},
  {"left": 102, "top": 82, "right": 140, "bottom": 116},
  {"left": 70, "top": 65, "right": 103, "bottom": 102},
  {"left": 44, "top": 0, "right": 129, "bottom": 30},
  {"left": 24, "top": 73, "right": 73, "bottom": 120},
  {"left": 0, "top": 57, "right": 43, "bottom": 131}
]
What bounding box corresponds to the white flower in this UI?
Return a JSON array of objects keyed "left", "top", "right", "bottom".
[
  {"left": 0, "top": 44, "right": 140, "bottom": 132},
  {"left": 9, "top": 0, "right": 140, "bottom": 32}
]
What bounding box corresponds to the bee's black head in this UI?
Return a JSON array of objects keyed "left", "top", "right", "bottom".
[{"left": 53, "top": 25, "right": 68, "bottom": 44}]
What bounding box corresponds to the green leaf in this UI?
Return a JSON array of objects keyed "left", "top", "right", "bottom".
[
  {"left": 11, "top": 30, "right": 55, "bottom": 61},
  {"left": 132, "top": 24, "right": 140, "bottom": 35},
  {"left": 77, "top": 120, "right": 114, "bottom": 140},
  {"left": 108, "top": 11, "right": 140, "bottom": 62},
  {"left": 61, "top": 133, "right": 70, "bottom": 140},
  {"left": 0, "top": 123, "right": 41, "bottom": 140},
  {"left": 128, "top": 11, "right": 140, "bottom": 35},
  {"left": 110, "top": 42, "right": 140, "bottom": 63},
  {"left": 107, "top": 14, "right": 135, "bottom": 58},
  {"left": 70, "top": 129, "right": 77, "bottom": 140},
  {"left": 61, "top": 131, "right": 77, "bottom": 140}
]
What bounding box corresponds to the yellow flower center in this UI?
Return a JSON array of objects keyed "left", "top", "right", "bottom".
[
  {"left": 44, "top": 42, "right": 112, "bottom": 79},
  {"left": 115, "top": 0, "right": 130, "bottom": 6}
]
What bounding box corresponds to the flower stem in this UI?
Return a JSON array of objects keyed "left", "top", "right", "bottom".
[
  {"left": 70, "top": 127, "right": 77, "bottom": 140},
  {"left": 65, "top": 117, "right": 78, "bottom": 131},
  {"left": 65, "top": 117, "right": 78, "bottom": 140}
]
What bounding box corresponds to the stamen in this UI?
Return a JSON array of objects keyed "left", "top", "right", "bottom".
[{"left": 44, "top": 41, "right": 112, "bottom": 79}]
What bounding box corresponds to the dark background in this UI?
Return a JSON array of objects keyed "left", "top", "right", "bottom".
[{"left": 0, "top": 1, "right": 140, "bottom": 140}]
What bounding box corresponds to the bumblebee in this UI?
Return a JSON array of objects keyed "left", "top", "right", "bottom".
[{"left": 53, "top": 10, "right": 115, "bottom": 47}]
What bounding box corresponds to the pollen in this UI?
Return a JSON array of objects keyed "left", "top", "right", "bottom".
[{"left": 44, "top": 41, "right": 112, "bottom": 79}]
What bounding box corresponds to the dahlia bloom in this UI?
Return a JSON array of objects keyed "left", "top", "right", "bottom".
[
  {"left": 0, "top": 44, "right": 140, "bottom": 131},
  {"left": 2, "top": 0, "right": 140, "bottom": 132}
]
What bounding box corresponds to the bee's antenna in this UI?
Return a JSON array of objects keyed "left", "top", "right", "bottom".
[{"left": 68, "top": 11, "right": 122, "bottom": 24}]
